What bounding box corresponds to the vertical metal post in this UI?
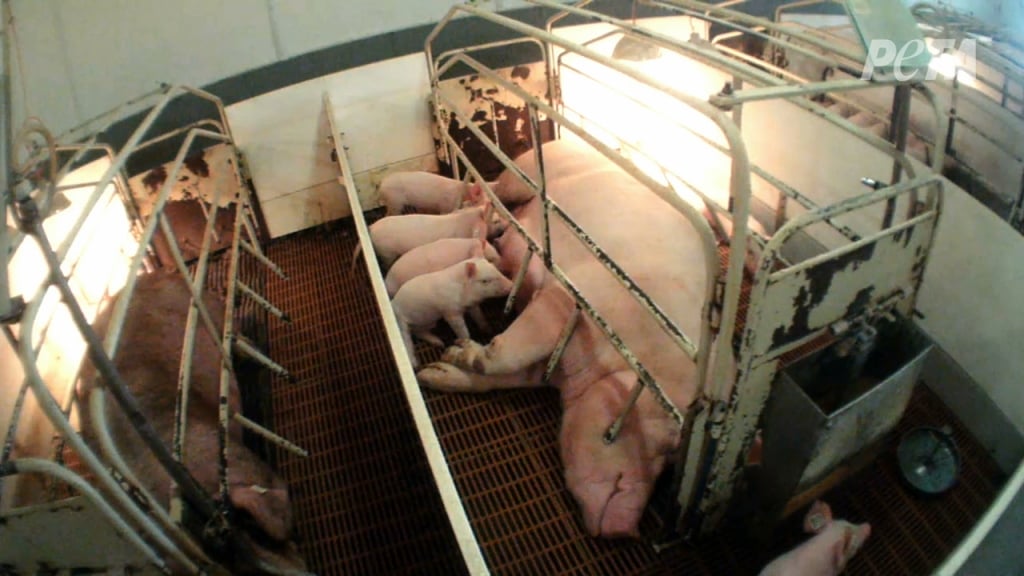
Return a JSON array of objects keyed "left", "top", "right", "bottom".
[
  {"left": 528, "top": 106, "right": 551, "bottom": 268},
  {"left": 1, "top": 0, "right": 16, "bottom": 322},
  {"left": 884, "top": 83, "right": 912, "bottom": 227}
]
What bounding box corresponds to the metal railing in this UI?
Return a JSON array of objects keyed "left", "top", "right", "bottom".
[
  {"left": 417, "top": 0, "right": 951, "bottom": 554},
  {"left": 2, "top": 85, "right": 306, "bottom": 574}
]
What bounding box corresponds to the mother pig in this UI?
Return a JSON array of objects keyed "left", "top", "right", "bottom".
[{"left": 417, "top": 138, "right": 711, "bottom": 538}]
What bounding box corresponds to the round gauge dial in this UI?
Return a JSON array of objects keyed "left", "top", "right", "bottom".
[{"left": 897, "top": 426, "right": 961, "bottom": 495}]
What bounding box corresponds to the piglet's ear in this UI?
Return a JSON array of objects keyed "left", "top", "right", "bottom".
[{"left": 465, "top": 261, "right": 478, "bottom": 279}]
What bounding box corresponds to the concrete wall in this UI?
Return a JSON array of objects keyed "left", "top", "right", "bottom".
[{"left": 5, "top": 0, "right": 536, "bottom": 138}]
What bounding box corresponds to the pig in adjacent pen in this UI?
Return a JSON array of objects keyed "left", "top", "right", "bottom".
[
  {"left": 418, "top": 138, "right": 709, "bottom": 538},
  {"left": 77, "top": 271, "right": 308, "bottom": 575},
  {"left": 378, "top": 170, "right": 488, "bottom": 216},
  {"left": 392, "top": 257, "right": 513, "bottom": 368}
]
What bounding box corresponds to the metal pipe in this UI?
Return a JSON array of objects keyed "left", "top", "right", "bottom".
[
  {"left": 886, "top": 84, "right": 913, "bottom": 227},
  {"left": 173, "top": 181, "right": 225, "bottom": 463},
  {"left": 19, "top": 204, "right": 220, "bottom": 521},
  {"left": 102, "top": 129, "right": 232, "bottom": 370},
  {"left": 434, "top": 54, "right": 711, "bottom": 360},
  {"left": 233, "top": 337, "right": 292, "bottom": 381},
  {"left": 237, "top": 281, "right": 290, "bottom": 322},
  {"left": 0, "top": 0, "right": 14, "bottom": 322},
  {"left": 543, "top": 306, "right": 581, "bottom": 385},
  {"left": 324, "top": 92, "right": 490, "bottom": 576},
  {"left": 216, "top": 193, "right": 248, "bottom": 505},
  {"left": 709, "top": 77, "right": 908, "bottom": 107},
  {"left": 769, "top": 209, "right": 937, "bottom": 283},
  {"left": 934, "top": 456, "right": 1024, "bottom": 574},
  {"left": 503, "top": 244, "right": 534, "bottom": 316},
  {"left": 240, "top": 239, "right": 287, "bottom": 279},
  {"left": 232, "top": 413, "right": 308, "bottom": 458},
  {"left": 89, "top": 390, "right": 211, "bottom": 570},
  {"left": 440, "top": 136, "right": 688, "bottom": 436},
  {"left": 530, "top": 107, "right": 552, "bottom": 269},
  {"left": 0, "top": 458, "right": 170, "bottom": 572}
]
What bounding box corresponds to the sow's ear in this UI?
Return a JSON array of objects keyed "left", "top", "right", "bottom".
[
  {"left": 230, "top": 483, "right": 294, "bottom": 543},
  {"left": 465, "top": 260, "right": 478, "bottom": 279}
]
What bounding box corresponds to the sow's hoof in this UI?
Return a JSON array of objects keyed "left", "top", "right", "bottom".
[
  {"left": 441, "top": 339, "right": 488, "bottom": 372},
  {"left": 417, "top": 362, "right": 474, "bottom": 392}
]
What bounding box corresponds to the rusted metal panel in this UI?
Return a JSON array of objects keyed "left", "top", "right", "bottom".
[
  {"left": 433, "top": 62, "right": 554, "bottom": 181},
  {"left": 746, "top": 215, "right": 936, "bottom": 358},
  {"left": 753, "top": 318, "right": 933, "bottom": 527},
  {"left": 128, "top": 144, "right": 242, "bottom": 264}
]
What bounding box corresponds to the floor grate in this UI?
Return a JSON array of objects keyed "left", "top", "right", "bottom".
[{"left": 261, "top": 218, "right": 1004, "bottom": 575}]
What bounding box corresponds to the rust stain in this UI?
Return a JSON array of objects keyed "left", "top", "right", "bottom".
[
  {"left": 142, "top": 166, "right": 168, "bottom": 192},
  {"left": 184, "top": 152, "right": 210, "bottom": 178},
  {"left": 511, "top": 65, "right": 531, "bottom": 80}
]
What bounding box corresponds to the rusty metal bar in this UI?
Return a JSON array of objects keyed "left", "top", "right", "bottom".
[
  {"left": 543, "top": 306, "right": 581, "bottom": 385},
  {"left": 16, "top": 206, "right": 215, "bottom": 569},
  {"left": 217, "top": 181, "right": 246, "bottom": 507},
  {"left": 173, "top": 182, "right": 225, "bottom": 463},
  {"left": 440, "top": 135, "right": 688, "bottom": 435},
  {"left": 240, "top": 239, "right": 287, "bottom": 279},
  {"left": 237, "top": 281, "right": 290, "bottom": 323},
  {"left": 232, "top": 413, "right": 309, "bottom": 459},
  {"left": 434, "top": 59, "right": 705, "bottom": 361},
  {"left": 233, "top": 337, "right": 292, "bottom": 381},
  {"left": 504, "top": 245, "right": 534, "bottom": 317},
  {"left": 530, "top": 108, "right": 552, "bottom": 270}
]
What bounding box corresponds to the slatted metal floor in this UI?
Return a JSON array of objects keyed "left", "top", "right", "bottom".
[{"left": 261, "top": 218, "right": 1005, "bottom": 575}]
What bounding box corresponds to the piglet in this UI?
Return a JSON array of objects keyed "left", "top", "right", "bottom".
[
  {"left": 77, "top": 271, "right": 308, "bottom": 575},
  {"left": 352, "top": 202, "right": 503, "bottom": 271},
  {"left": 759, "top": 500, "right": 871, "bottom": 576},
  {"left": 385, "top": 237, "right": 500, "bottom": 297},
  {"left": 379, "top": 171, "right": 488, "bottom": 216},
  {"left": 392, "top": 258, "right": 513, "bottom": 368}
]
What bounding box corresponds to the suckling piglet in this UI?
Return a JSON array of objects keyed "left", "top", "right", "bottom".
[
  {"left": 379, "top": 171, "right": 488, "bottom": 216},
  {"left": 392, "top": 258, "right": 513, "bottom": 367},
  {"left": 352, "top": 203, "right": 501, "bottom": 272},
  {"left": 385, "top": 237, "right": 500, "bottom": 297}
]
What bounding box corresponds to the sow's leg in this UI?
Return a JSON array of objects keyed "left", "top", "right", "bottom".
[{"left": 417, "top": 285, "right": 572, "bottom": 392}]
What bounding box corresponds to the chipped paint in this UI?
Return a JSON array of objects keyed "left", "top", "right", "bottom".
[
  {"left": 127, "top": 144, "right": 244, "bottom": 263},
  {"left": 434, "top": 62, "right": 554, "bottom": 180}
]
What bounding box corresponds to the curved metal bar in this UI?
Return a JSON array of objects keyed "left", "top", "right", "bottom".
[
  {"left": 439, "top": 3, "right": 748, "bottom": 404},
  {"left": 89, "top": 390, "right": 212, "bottom": 568},
  {"left": 14, "top": 245, "right": 202, "bottom": 573},
  {"left": 434, "top": 54, "right": 710, "bottom": 360},
  {"left": 0, "top": 458, "right": 171, "bottom": 572}
]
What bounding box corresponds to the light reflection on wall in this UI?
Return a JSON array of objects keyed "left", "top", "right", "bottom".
[{"left": 1, "top": 157, "right": 138, "bottom": 508}]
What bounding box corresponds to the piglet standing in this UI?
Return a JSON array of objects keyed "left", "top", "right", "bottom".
[
  {"left": 379, "top": 171, "right": 487, "bottom": 216},
  {"left": 352, "top": 202, "right": 502, "bottom": 271},
  {"left": 385, "top": 237, "right": 501, "bottom": 297},
  {"left": 759, "top": 500, "right": 871, "bottom": 576},
  {"left": 391, "top": 258, "right": 513, "bottom": 368}
]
